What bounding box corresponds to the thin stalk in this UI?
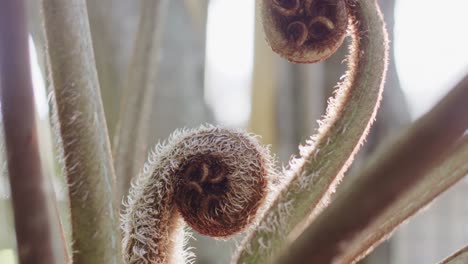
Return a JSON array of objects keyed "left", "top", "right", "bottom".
[
  {"left": 41, "top": 0, "right": 121, "bottom": 263},
  {"left": 0, "top": 0, "right": 64, "bottom": 263},
  {"left": 86, "top": 0, "right": 122, "bottom": 139},
  {"left": 341, "top": 135, "right": 468, "bottom": 262},
  {"left": 280, "top": 74, "right": 468, "bottom": 263},
  {"left": 438, "top": 245, "right": 468, "bottom": 264},
  {"left": 113, "top": 0, "right": 168, "bottom": 200},
  {"left": 85, "top": 0, "right": 140, "bottom": 139},
  {"left": 234, "top": 0, "right": 388, "bottom": 262}
]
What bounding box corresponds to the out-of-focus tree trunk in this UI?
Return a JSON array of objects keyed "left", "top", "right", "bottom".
[
  {"left": 146, "top": 0, "right": 213, "bottom": 144},
  {"left": 275, "top": 62, "right": 326, "bottom": 162},
  {"left": 249, "top": 6, "right": 279, "bottom": 152},
  {"left": 112, "top": 0, "right": 170, "bottom": 200},
  {"left": 86, "top": 0, "right": 141, "bottom": 138}
]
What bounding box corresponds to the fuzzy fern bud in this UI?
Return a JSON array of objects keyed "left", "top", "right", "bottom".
[
  {"left": 261, "top": 0, "right": 349, "bottom": 63},
  {"left": 121, "top": 126, "right": 276, "bottom": 263}
]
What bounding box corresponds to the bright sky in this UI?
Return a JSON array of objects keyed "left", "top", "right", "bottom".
[
  {"left": 204, "top": 0, "right": 255, "bottom": 126},
  {"left": 0, "top": 249, "right": 16, "bottom": 264},
  {"left": 394, "top": 0, "right": 468, "bottom": 119},
  {"left": 29, "top": 36, "right": 48, "bottom": 119}
]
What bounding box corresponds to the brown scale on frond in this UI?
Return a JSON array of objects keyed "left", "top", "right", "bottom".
[
  {"left": 272, "top": 0, "right": 301, "bottom": 16},
  {"left": 287, "top": 21, "right": 309, "bottom": 46},
  {"left": 262, "top": 0, "right": 349, "bottom": 63},
  {"left": 175, "top": 154, "right": 267, "bottom": 237}
]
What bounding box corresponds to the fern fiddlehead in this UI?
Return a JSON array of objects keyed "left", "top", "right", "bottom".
[
  {"left": 263, "top": 0, "right": 349, "bottom": 63},
  {"left": 121, "top": 126, "right": 276, "bottom": 263}
]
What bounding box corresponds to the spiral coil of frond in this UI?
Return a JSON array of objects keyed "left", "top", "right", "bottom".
[{"left": 121, "top": 126, "right": 276, "bottom": 263}]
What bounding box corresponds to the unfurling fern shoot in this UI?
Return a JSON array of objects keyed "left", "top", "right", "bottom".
[
  {"left": 121, "top": 126, "right": 276, "bottom": 263},
  {"left": 262, "top": 0, "right": 349, "bottom": 63}
]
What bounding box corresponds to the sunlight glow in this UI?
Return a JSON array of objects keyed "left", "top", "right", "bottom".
[
  {"left": 29, "top": 36, "right": 49, "bottom": 119},
  {"left": 204, "top": 0, "right": 254, "bottom": 127},
  {"left": 0, "top": 249, "right": 16, "bottom": 264},
  {"left": 394, "top": 0, "right": 468, "bottom": 119}
]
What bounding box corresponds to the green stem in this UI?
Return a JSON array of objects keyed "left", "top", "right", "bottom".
[
  {"left": 234, "top": 0, "right": 388, "bottom": 262},
  {"left": 280, "top": 74, "right": 468, "bottom": 263},
  {"left": 113, "top": 0, "right": 168, "bottom": 200},
  {"left": 41, "top": 0, "right": 121, "bottom": 262},
  {"left": 341, "top": 135, "right": 468, "bottom": 262}
]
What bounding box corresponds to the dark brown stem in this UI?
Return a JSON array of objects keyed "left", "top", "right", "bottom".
[
  {"left": 0, "top": 1, "right": 64, "bottom": 263},
  {"left": 280, "top": 74, "right": 468, "bottom": 263}
]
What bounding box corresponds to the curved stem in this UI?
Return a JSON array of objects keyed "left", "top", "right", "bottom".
[
  {"left": 122, "top": 126, "right": 274, "bottom": 263},
  {"left": 234, "top": 0, "right": 388, "bottom": 262},
  {"left": 280, "top": 74, "right": 468, "bottom": 263},
  {"left": 438, "top": 245, "right": 468, "bottom": 264},
  {"left": 41, "top": 0, "right": 121, "bottom": 262},
  {"left": 113, "top": 0, "right": 169, "bottom": 200}
]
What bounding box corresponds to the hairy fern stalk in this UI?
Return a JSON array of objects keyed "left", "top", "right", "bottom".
[{"left": 122, "top": 126, "right": 277, "bottom": 263}]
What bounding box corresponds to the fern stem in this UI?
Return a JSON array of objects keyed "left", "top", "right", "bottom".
[
  {"left": 113, "top": 0, "right": 169, "bottom": 200},
  {"left": 234, "top": 0, "right": 388, "bottom": 262},
  {"left": 41, "top": 0, "right": 121, "bottom": 262},
  {"left": 0, "top": 1, "right": 65, "bottom": 263},
  {"left": 280, "top": 74, "right": 468, "bottom": 263},
  {"left": 340, "top": 134, "right": 468, "bottom": 262}
]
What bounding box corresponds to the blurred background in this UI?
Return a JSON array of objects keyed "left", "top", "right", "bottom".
[{"left": 1, "top": 0, "right": 467, "bottom": 263}]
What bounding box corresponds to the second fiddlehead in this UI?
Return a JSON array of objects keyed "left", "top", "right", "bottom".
[
  {"left": 235, "top": 0, "right": 388, "bottom": 262},
  {"left": 262, "top": 0, "right": 349, "bottom": 63}
]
